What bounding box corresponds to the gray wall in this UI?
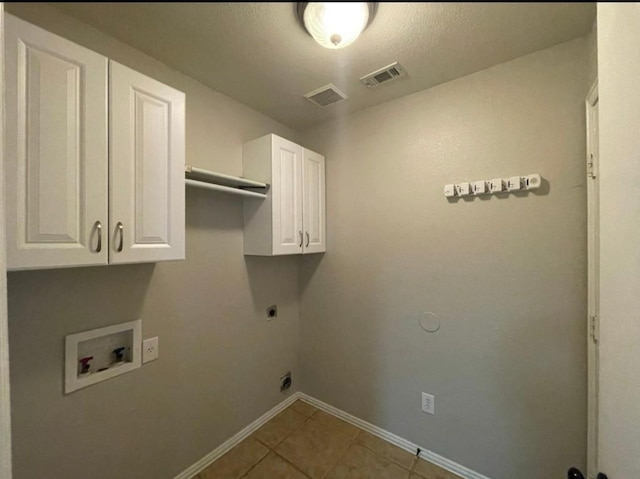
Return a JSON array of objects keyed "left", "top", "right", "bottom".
[
  {"left": 597, "top": 4, "right": 640, "bottom": 478},
  {"left": 299, "top": 38, "right": 591, "bottom": 479},
  {"left": 6, "top": 4, "right": 595, "bottom": 479},
  {"left": 6, "top": 4, "right": 300, "bottom": 479}
]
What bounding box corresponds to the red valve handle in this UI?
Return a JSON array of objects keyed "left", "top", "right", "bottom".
[{"left": 79, "top": 356, "right": 93, "bottom": 366}]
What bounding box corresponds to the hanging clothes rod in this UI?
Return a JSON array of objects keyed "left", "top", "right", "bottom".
[
  {"left": 185, "top": 165, "right": 267, "bottom": 189},
  {"left": 185, "top": 179, "right": 267, "bottom": 199}
]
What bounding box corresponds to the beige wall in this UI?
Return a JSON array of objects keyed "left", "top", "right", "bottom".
[
  {"left": 597, "top": 3, "right": 640, "bottom": 478},
  {"left": 299, "top": 38, "right": 591, "bottom": 479},
  {"left": 5, "top": 4, "right": 300, "bottom": 479}
]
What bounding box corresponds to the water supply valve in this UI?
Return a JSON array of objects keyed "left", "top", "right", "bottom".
[
  {"left": 113, "top": 347, "right": 126, "bottom": 364},
  {"left": 78, "top": 356, "right": 93, "bottom": 376}
]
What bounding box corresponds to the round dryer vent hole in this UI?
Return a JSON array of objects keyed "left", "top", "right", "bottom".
[{"left": 280, "top": 372, "right": 292, "bottom": 392}]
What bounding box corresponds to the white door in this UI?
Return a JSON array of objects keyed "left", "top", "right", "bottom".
[
  {"left": 4, "top": 14, "right": 108, "bottom": 270},
  {"left": 271, "top": 135, "right": 303, "bottom": 255},
  {"left": 302, "top": 148, "right": 326, "bottom": 254},
  {"left": 109, "top": 61, "right": 185, "bottom": 264},
  {"left": 597, "top": 4, "right": 640, "bottom": 479},
  {"left": 0, "top": 5, "right": 13, "bottom": 478},
  {"left": 586, "top": 81, "right": 599, "bottom": 479}
]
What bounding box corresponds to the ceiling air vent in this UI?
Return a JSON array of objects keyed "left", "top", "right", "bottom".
[
  {"left": 304, "top": 83, "right": 348, "bottom": 108},
  {"left": 360, "top": 62, "right": 407, "bottom": 88}
]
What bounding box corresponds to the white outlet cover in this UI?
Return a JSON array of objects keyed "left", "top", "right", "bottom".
[
  {"left": 143, "top": 337, "right": 159, "bottom": 364},
  {"left": 421, "top": 392, "right": 435, "bottom": 415}
]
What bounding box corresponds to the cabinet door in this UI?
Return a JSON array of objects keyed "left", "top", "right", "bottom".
[
  {"left": 271, "top": 136, "right": 303, "bottom": 255},
  {"left": 109, "top": 61, "right": 185, "bottom": 264},
  {"left": 302, "top": 149, "right": 326, "bottom": 254},
  {"left": 5, "top": 15, "right": 108, "bottom": 270}
]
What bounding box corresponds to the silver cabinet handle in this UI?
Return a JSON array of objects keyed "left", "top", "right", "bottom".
[
  {"left": 306, "top": 232, "right": 310, "bottom": 247},
  {"left": 299, "top": 230, "right": 303, "bottom": 248},
  {"left": 94, "top": 221, "right": 103, "bottom": 253},
  {"left": 116, "top": 222, "right": 124, "bottom": 252}
]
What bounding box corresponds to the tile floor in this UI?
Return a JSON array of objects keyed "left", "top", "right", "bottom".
[{"left": 196, "top": 400, "right": 462, "bottom": 479}]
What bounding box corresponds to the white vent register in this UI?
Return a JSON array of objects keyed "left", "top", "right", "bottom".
[
  {"left": 360, "top": 62, "right": 407, "bottom": 87},
  {"left": 304, "top": 83, "right": 348, "bottom": 107}
]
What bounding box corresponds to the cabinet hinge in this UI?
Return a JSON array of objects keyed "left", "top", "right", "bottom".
[
  {"left": 590, "top": 315, "right": 600, "bottom": 342},
  {"left": 587, "top": 153, "right": 597, "bottom": 179}
]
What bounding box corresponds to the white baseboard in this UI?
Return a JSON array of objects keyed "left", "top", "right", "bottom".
[
  {"left": 173, "top": 392, "right": 302, "bottom": 479},
  {"left": 297, "top": 393, "right": 491, "bottom": 479},
  {"left": 175, "top": 391, "right": 491, "bottom": 479}
]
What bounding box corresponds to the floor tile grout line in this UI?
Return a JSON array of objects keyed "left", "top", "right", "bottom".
[
  {"left": 238, "top": 403, "right": 312, "bottom": 479},
  {"left": 272, "top": 448, "right": 315, "bottom": 479},
  {"left": 278, "top": 405, "right": 352, "bottom": 479},
  {"left": 249, "top": 402, "right": 317, "bottom": 479},
  {"left": 271, "top": 409, "right": 317, "bottom": 477},
  {"left": 236, "top": 442, "right": 272, "bottom": 479},
  {"left": 318, "top": 428, "right": 363, "bottom": 479},
  {"left": 299, "top": 397, "right": 421, "bottom": 473},
  {"left": 351, "top": 432, "right": 418, "bottom": 472},
  {"left": 277, "top": 401, "right": 361, "bottom": 479},
  {"left": 215, "top": 399, "right": 432, "bottom": 479},
  {"left": 252, "top": 401, "right": 314, "bottom": 451},
  {"left": 272, "top": 401, "right": 412, "bottom": 479}
]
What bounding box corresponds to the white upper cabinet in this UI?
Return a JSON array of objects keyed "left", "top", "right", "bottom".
[
  {"left": 5, "top": 14, "right": 108, "bottom": 270},
  {"left": 109, "top": 61, "right": 185, "bottom": 264},
  {"left": 243, "top": 134, "right": 325, "bottom": 256},
  {"left": 302, "top": 148, "right": 326, "bottom": 254},
  {"left": 4, "top": 15, "right": 185, "bottom": 270},
  {"left": 271, "top": 135, "right": 304, "bottom": 255}
]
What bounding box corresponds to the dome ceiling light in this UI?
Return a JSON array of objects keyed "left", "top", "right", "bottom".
[{"left": 296, "top": 2, "right": 378, "bottom": 49}]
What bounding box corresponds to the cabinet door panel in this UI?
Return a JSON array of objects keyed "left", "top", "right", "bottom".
[
  {"left": 272, "top": 136, "right": 303, "bottom": 255},
  {"left": 109, "top": 61, "right": 185, "bottom": 264},
  {"left": 302, "top": 149, "right": 326, "bottom": 254},
  {"left": 5, "top": 14, "right": 108, "bottom": 270}
]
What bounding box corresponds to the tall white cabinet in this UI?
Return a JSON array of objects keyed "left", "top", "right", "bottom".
[
  {"left": 109, "top": 62, "right": 185, "bottom": 265},
  {"left": 5, "top": 14, "right": 108, "bottom": 270},
  {"left": 4, "top": 15, "right": 185, "bottom": 270},
  {"left": 243, "top": 134, "right": 325, "bottom": 256}
]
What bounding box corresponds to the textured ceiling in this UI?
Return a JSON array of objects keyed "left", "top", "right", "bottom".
[{"left": 51, "top": 2, "right": 596, "bottom": 130}]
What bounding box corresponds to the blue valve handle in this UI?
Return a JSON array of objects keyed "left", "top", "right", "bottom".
[{"left": 113, "top": 347, "right": 126, "bottom": 362}]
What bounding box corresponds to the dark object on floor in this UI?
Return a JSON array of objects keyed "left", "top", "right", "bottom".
[{"left": 568, "top": 468, "right": 585, "bottom": 479}]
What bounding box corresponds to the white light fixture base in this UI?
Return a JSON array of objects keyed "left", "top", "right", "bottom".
[{"left": 296, "top": 2, "right": 378, "bottom": 49}]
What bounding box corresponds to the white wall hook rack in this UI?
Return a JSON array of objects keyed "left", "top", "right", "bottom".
[{"left": 444, "top": 174, "right": 541, "bottom": 198}]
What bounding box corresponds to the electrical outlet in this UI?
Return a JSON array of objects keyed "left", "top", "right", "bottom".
[
  {"left": 421, "top": 392, "right": 435, "bottom": 415},
  {"left": 142, "top": 337, "right": 159, "bottom": 364}
]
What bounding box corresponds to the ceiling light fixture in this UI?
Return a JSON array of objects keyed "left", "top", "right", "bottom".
[{"left": 296, "top": 2, "right": 377, "bottom": 50}]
